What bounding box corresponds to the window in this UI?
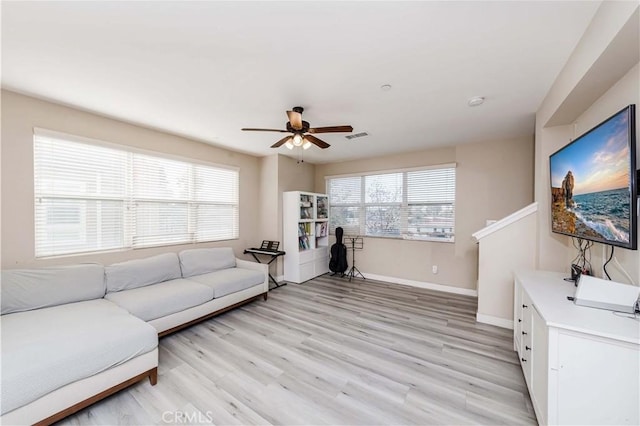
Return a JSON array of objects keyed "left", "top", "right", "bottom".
[
  {"left": 326, "top": 165, "right": 455, "bottom": 242},
  {"left": 34, "top": 130, "right": 239, "bottom": 257},
  {"left": 327, "top": 176, "right": 361, "bottom": 235}
]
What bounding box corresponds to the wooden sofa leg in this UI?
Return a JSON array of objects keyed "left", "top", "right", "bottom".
[
  {"left": 263, "top": 292, "right": 268, "bottom": 301},
  {"left": 149, "top": 367, "right": 158, "bottom": 386}
]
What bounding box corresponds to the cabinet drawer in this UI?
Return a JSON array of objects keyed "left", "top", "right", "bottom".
[
  {"left": 314, "top": 247, "right": 329, "bottom": 259},
  {"left": 314, "top": 257, "right": 329, "bottom": 275},
  {"left": 300, "top": 261, "right": 315, "bottom": 282},
  {"left": 299, "top": 250, "right": 314, "bottom": 264}
]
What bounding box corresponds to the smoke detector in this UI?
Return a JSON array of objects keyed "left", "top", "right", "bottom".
[{"left": 468, "top": 96, "right": 485, "bottom": 107}]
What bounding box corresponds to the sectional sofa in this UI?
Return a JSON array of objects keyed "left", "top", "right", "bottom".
[{"left": 0, "top": 247, "right": 269, "bottom": 425}]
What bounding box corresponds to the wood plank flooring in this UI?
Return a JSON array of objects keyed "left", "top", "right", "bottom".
[{"left": 59, "top": 275, "right": 537, "bottom": 425}]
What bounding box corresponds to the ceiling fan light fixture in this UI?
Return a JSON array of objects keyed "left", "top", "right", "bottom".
[{"left": 242, "top": 106, "right": 351, "bottom": 151}]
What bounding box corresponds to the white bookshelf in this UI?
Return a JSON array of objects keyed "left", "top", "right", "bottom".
[{"left": 283, "top": 191, "right": 330, "bottom": 283}]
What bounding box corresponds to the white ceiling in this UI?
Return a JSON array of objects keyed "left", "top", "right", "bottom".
[{"left": 1, "top": 1, "right": 601, "bottom": 164}]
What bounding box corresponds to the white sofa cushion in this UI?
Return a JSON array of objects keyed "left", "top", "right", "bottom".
[
  {"left": 0, "top": 299, "right": 157, "bottom": 415},
  {"left": 104, "top": 278, "right": 214, "bottom": 321},
  {"left": 187, "top": 268, "right": 265, "bottom": 298},
  {"left": 105, "top": 252, "right": 182, "bottom": 293},
  {"left": 179, "top": 248, "right": 236, "bottom": 278},
  {"left": 0, "top": 264, "right": 105, "bottom": 315}
]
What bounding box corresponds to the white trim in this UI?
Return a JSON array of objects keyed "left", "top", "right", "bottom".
[
  {"left": 324, "top": 162, "right": 457, "bottom": 180},
  {"left": 275, "top": 274, "right": 285, "bottom": 283},
  {"left": 33, "top": 127, "right": 240, "bottom": 172},
  {"left": 472, "top": 202, "right": 538, "bottom": 241},
  {"left": 362, "top": 272, "right": 477, "bottom": 297},
  {"left": 476, "top": 313, "right": 514, "bottom": 329}
]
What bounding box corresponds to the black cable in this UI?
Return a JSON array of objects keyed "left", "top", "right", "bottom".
[
  {"left": 570, "top": 237, "right": 582, "bottom": 265},
  {"left": 603, "top": 245, "right": 614, "bottom": 280},
  {"left": 584, "top": 240, "right": 593, "bottom": 274}
]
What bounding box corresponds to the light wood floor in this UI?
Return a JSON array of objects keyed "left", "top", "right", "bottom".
[{"left": 59, "top": 275, "right": 537, "bottom": 425}]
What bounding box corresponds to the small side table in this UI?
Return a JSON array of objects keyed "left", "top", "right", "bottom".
[{"left": 243, "top": 248, "right": 286, "bottom": 289}]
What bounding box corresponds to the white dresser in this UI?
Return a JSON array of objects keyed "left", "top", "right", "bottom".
[{"left": 514, "top": 270, "right": 639, "bottom": 425}]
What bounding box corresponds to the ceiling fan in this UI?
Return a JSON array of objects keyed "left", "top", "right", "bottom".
[{"left": 242, "top": 106, "right": 353, "bottom": 149}]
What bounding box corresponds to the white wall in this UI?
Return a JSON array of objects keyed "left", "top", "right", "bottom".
[
  {"left": 1, "top": 90, "right": 261, "bottom": 268},
  {"left": 535, "top": 2, "right": 639, "bottom": 285}
]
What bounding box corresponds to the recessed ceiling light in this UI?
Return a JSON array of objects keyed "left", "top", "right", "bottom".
[
  {"left": 468, "top": 96, "right": 485, "bottom": 107},
  {"left": 381, "top": 84, "right": 392, "bottom": 91}
]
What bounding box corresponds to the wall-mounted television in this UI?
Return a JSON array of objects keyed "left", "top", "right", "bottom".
[{"left": 549, "top": 104, "right": 637, "bottom": 250}]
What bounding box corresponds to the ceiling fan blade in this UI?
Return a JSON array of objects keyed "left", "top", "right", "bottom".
[
  {"left": 305, "top": 134, "right": 331, "bottom": 149},
  {"left": 287, "top": 110, "right": 303, "bottom": 130},
  {"left": 308, "top": 125, "right": 353, "bottom": 134},
  {"left": 271, "top": 136, "right": 291, "bottom": 148},
  {"left": 242, "top": 128, "right": 289, "bottom": 133}
]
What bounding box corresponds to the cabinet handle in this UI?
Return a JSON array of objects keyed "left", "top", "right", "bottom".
[
  {"left": 522, "top": 331, "right": 527, "bottom": 335},
  {"left": 522, "top": 304, "right": 528, "bottom": 308},
  {"left": 518, "top": 319, "right": 522, "bottom": 323},
  {"left": 521, "top": 358, "right": 527, "bottom": 362},
  {"left": 526, "top": 346, "right": 531, "bottom": 351}
]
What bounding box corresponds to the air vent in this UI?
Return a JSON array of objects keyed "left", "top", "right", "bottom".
[{"left": 345, "top": 132, "right": 368, "bottom": 140}]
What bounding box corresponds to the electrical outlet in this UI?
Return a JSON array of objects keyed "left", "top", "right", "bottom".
[{"left": 432, "top": 265, "right": 438, "bottom": 274}]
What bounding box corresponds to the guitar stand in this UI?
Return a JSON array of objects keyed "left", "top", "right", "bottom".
[{"left": 345, "top": 236, "right": 365, "bottom": 282}]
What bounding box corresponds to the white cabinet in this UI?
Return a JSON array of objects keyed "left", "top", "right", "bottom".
[
  {"left": 515, "top": 289, "right": 534, "bottom": 387},
  {"left": 530, "top": 305, "right": 548, "bottom": 422},
  {"left": 514, "top": 270, "right": 639, "bottom": 425},
  {"left": 283, "top": 191, "right": 330, "bottom": 283}
]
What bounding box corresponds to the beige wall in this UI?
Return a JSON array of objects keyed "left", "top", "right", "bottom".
[
  {"left": 314, "top": 136, "right": 534, "bottom": 291},
  {"left": 477, "top": 212, "right": 537, "bottom": 322},
  {"left": 573, "top": 64, "right": 639, "bottom": 284},
  {"left": 259, "top": 154, "right": 279, "bottom": 244},
  {"left": 1, "top": 90, "right": 261, "bottom": 268},
  {"left": 257, "top": 154, "right": 315, "bottom": 278},
  {"left": 275, "top": 154, "right": 315, "bottom": 276},
  {"left": 535, "top": 2, "right": 639, "bottom": 285}
]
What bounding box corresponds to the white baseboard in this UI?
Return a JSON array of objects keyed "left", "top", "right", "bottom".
[
  {"left": 362, "top": 272, "right": 478, "bottom": 297},
  {"left": 275, "top": 275, "right": 284, "bottom": 283},
  {"left": 476, "top": 313, "right": 513, "bottom": 329}
]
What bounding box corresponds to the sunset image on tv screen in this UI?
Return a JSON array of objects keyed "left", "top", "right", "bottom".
[{"left": 550, "top": 108, "right": 632, "bottom": 245}]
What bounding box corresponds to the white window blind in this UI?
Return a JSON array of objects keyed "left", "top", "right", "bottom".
[
  {"left": 365, "top": 172, "right": 402, "bottom": 237},
  {"left": 327, "top": 176, "right": 362, "bottom": 235},
  {"left": 34, "top": 132, "right": 239, "bottom": 257},
  {"left": 326, "top": 165, "right": 456, "bottom": 242}
]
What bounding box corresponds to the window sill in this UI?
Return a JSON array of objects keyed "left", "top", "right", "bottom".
[{"left": 330, "top": 234, "right": 455, "bottom": 243}]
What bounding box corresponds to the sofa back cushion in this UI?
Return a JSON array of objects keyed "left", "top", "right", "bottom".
[
  {"left": 1, "top": 264, "right": 105, "bottom": 315},
  {"left": 105, "top": 252, "right": 182, "bottom": 293},
  {"left": 179, "top": 248, "right": 236, "bottom": 278}
]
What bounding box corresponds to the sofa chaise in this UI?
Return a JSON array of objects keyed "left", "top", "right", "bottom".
[{"left": 0, "top": 247, "right": 269, "bottom": 425}]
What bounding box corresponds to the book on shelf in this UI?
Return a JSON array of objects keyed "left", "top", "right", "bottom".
[
  {"left": 315, "top": 222, "right": 328, "bottom": 237},
  {"left": 298, "top": 222, "right": 311, "bottom": 236},
  {"left": 298, "top": 236, "right": 310, "bottom": 250}
]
